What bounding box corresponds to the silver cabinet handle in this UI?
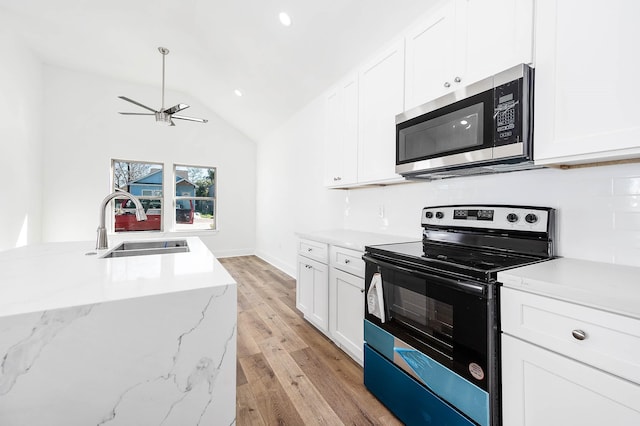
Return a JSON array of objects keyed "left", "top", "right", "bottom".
[
  {"left": 454, "top": 76, "right": 461, "bottom": 83},
  {"left": 444, "top": 82, "right": 451, "bottom": 88},
  {"left": 572, "top": 329, "right": 587, "bottom": 341},
  {"left": 307, "top": 248, "right": 312, "bottom": 252},
  {"left": 344, "top": 259, "right": 351, "bottom": 264}
]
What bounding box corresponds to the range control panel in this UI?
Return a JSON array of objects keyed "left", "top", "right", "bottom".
[{"left": 422, "top": 205, "right": 550, "bottom": 233}]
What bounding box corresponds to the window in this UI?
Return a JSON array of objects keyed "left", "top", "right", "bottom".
[
  {"left": 112, "top": 160, "right": 163, "bottom": 232},
  {"left": 174, "top": 164, "right": 216, "bottom": 231}
]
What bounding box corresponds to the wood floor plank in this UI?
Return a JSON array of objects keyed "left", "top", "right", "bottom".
[
  {"left": 252, "top": 300, "right": 309, "bottom": 353},
  {"left": 258, "top": 336, "right": 343, "bottom": 426},
  {"left": 220, "top": 256, "right": 401, "bottom": 426},
  {"left": 237, "top": 310, "right": 264, "bottom": 358},
  {"left": 292, "top": 347, "right": 403, "bottom": 426},
  {"left": 236, "top": 383, "right": 266, "bottom": 426},
  {"left": 239, "top": 352, "right": 306, "bottom": 425}
]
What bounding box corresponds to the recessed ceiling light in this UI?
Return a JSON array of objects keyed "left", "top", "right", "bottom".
[
  {"left": 234, "top": 89, "right": 243, "bottom": 97},
  {"left": 279, "top": 12, "right": 292, "bottom": 27}
]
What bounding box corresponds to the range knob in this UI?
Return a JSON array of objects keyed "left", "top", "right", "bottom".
[
  {"left": 506, "top": 213, "right": 519, "bottom": 223},
  {"left": 425, "top": 211, "right": 434, "bottom": 219},
  {"left": 525, "top": 213, "right": 538, "bottom": 224},
  {"left": 435, "top": 211, "right": 444, "bottom": 219}
]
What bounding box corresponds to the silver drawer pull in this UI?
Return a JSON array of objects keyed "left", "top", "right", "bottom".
[
  {"left": 344, "top": 259, "right": 351, "bottom": 264},
  {"left": 307, "top": 248, "right": 312, "bottom": 252},
  {"left": 572, "top": 329, "right": 587, "bottom": 341}
]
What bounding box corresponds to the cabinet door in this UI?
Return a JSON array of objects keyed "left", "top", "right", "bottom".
[
  {"left": 324, "top": 75, "right": 358, "bottom": 187},
  {"left": 462, "top": 0, "right": 533, "bottom": 85},
  {"left": 502, "top": 334, "right": 640, "bottom": 425},
  {"left": 296, "top": 256, "right": 314, "bottom": 315},
  {"left": 534, "top": 0, "right": 640, "bottom": 165},
  {"left": 329, "top": 268, "right": 365, "bottom": 365},
  {"left": 404, "top": 1, "right": 457, "bottom": 110},
  {"left": 358, "top": 39, "right": 405, "bottom": 184},
  {"left": 296, "top": 256, "right": 329, "bottom": 333}
]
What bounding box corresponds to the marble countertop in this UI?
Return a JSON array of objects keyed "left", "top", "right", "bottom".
[
  {"left": 0, "top": 237, "right": 235, "bottom": 318},
  {"left": 296, "top": 229, "right": 417, "bottom": 251},
  {"left": 498, "top": 257, "right": 640, "bottom": 320}
]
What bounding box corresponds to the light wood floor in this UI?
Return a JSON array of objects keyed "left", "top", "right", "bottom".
[{"left": 219, "top": 256, "right": 402, "bottom": 426}]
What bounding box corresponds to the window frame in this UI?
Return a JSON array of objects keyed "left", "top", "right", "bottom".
[
  {"left": 173, "top": 163, "right": 217, "bottom": 232},
  {"left": 111, "top": 159, "right": 165, "bottom": 233}
]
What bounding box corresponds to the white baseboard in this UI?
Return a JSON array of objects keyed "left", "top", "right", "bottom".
[
  {"left": 254, "top": 249, "right": 296, "bottom": 278},
  {"left": 212, "top": 248, "right": 255, "bottom": 258}
]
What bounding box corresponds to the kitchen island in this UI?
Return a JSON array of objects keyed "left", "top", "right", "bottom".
[{"left": 0, "top": 237, "right": 236, "bottom": 426}]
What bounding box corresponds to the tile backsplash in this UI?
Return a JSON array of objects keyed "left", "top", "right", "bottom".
[{"left": 343, "top": 162, "right": 640, "bottom": 267}]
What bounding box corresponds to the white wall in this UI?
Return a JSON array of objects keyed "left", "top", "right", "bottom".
[
  {"left": 256, "top": 95, "right": 640, "bottom": 276},
  {"left": 255, "top": 97, "right": 344, "bottom": 274},
  {"left": 41, "top": 65, "right": 256, "bottom": 257},
  {"left": 0, "top": 30, "right": 44, "bottom": 251}
]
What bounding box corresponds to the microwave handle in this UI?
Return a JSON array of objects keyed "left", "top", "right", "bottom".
[{"left": 362, "top": 254, "right": 486, "bottom": 296}]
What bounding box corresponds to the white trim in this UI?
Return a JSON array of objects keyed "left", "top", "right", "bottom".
[
  {"left": 212, "top": 248, "right": 255, "bottom": 258},
  {"left": 255, "top": 250, "right": 296, "bottom": 278}
]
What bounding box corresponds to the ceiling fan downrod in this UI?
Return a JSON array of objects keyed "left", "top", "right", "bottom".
[{"left": 158, "top": 46, "right": 169, "bottom": 112}]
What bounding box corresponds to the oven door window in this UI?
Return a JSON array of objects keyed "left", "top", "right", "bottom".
[
  {"left": 380, "top": 267, "right": 487, "bottom": 369},
  {"left": 390, "top": 285, "right": 453, "bottom": 354}
]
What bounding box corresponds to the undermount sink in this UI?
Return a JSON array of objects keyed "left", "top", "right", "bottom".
[{"left": 101, "top": 240, "right": 189, "bottom": 258}]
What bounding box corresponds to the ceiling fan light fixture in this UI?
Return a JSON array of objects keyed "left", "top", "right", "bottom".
[{"left": 155, "top": 112, "right": 173, "bottom": 126}]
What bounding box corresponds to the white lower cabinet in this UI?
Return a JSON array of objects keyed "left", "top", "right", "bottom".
[
  {"left": 502, "top": 335, "right": 640, "bottom": 425},
  {"left": 329, "top": 267, "right": 364, "bottom": 365},
  {"left": 296, "top": 239, "right": 329, "bottom": 333},
  {"left": 501, "top": 287, "right": 640, "bottom": 425}
]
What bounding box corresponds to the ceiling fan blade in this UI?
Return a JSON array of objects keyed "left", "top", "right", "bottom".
[
  {"left": 163, "top": 103, "right": 189, "bottom": 115},
  {"left": 118, "top": 96, "right": 157, "bottom": 113},
  {"left": 172, "top": 114, "right": 209, "bottom": 123},
  {"left": 118, "top": 112, "right": 155, "bottom": 115}
]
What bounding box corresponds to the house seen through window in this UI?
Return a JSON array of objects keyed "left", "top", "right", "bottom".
[
  {"left": 113, "top": 160, "right": 163, "bottom": 232},
  {"left": 111, "top": 160, "right": 216, "bottom": 232},
  {"left": 174, "top": 165, "right": 216, "bottom": 231}
]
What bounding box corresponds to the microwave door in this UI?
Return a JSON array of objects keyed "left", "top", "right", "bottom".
[{"left": 396, "top": 89, "right": 495, "bottom": 176}]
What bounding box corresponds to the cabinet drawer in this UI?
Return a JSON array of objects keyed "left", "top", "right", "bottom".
[
  {"left": 298, "top": 239, "right": 328, "bottom": 264},
  {"left": 501, "top": 287, "right": 640, "bottom": 385},
  {"left": 330, "top": 246, "right": 365, "bottom": 277}
]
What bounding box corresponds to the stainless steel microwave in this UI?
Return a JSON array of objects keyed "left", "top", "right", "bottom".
[{"left": 396, "top": 64, "right": 536, "bottom": 179}]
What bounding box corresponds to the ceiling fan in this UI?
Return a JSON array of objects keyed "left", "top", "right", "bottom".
[{"left": 118, "top": 47, "right": 208, "bottom": 126}]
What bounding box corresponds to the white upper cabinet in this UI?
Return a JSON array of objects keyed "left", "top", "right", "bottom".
[
  {"left": 357, "top": 39, "right": 405, "bottom": 184},
  {"left": 534, "top": 0, "right": 640, "bottom": 166},
  {"left": 404, "top": 1, "right": 457, "bottom": 110},
  {"left": 404, "top": 0, "right": 534, "bottom": 110},
  {"left": 324, "top": 74, "right": 359, "bottom": 187},
  {"left": 462, "top": 0, "right": 533, "bottom": 87}
]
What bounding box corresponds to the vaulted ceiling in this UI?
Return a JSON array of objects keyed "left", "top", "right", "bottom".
[{"left": 0, "top": 0, "right": 437, "bottom": 141}]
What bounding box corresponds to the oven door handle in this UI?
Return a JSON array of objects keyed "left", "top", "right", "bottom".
[{"left": 362, "top": 254, "right": 486, "bottom": 296}]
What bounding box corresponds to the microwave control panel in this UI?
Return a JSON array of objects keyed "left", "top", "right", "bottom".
[{"left": 494, "top": 78, "right": 522, "bottom": 144}]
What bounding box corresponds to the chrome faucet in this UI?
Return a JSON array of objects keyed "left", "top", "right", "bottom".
[{"left": 96, "top": 189, "right": 147, "bottom": 250}]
